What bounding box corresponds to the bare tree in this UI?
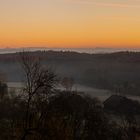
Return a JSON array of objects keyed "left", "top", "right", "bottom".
[
  {"left": 61, "top": 77, "right": 74, "bottom": 91},
  {"left": 19, "top": 51, "right": 57, "bottom": 140}
]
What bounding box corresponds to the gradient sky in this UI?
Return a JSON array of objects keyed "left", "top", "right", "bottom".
[{"left": 0, "top": 0, "right": 140, "bottom": 48}]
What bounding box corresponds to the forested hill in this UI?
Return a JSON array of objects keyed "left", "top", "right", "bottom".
[
  {"left": 1, "top": 51, "right": 140, "bottom": 62},
  {"left": 1, "top": 51, "right": 140, "bottom": 95}
]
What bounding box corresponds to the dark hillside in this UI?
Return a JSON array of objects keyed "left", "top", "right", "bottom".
[
  {"left": 104, "top": 95, "right": 140, "bottom": 115},
  {"left": 0, "top": 51, "right": 140, "bottom": 95}
]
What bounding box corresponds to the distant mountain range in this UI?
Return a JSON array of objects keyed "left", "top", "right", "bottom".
[{"left": 0, "top": 47, "right": 140, "bottom": 54}]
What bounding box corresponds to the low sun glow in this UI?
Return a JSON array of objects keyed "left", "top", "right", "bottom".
[{"left": 0, "top": 0, "right": 140, "bottom": 48}]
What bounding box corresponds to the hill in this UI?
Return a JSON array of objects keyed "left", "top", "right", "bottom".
[
  {"left": 0, "top": 51, "right": 140, "bottom": 95},
  {"left": 104, "top": 95, "right": 140, "bottom": 115}
]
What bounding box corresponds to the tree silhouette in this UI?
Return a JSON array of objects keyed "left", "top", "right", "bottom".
[{"left": 19, "top": 51, "right": 57, "bottom": 140}]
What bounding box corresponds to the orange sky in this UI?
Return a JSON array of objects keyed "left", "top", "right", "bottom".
[{"left": 0, "top": 0, "right": 140, "bottom": 48}]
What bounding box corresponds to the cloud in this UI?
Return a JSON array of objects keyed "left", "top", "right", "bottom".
[{"left": 66, "top": 0, "right": 140, "bottom": 8}]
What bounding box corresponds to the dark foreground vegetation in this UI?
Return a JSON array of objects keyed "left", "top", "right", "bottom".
[{"left": 0, "top": 52, "right": 140, "bottom": 140}]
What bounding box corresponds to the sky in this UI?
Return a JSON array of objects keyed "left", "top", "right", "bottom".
[{"left": 0, "top": 0, "right": 140, "bottom": 48}]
